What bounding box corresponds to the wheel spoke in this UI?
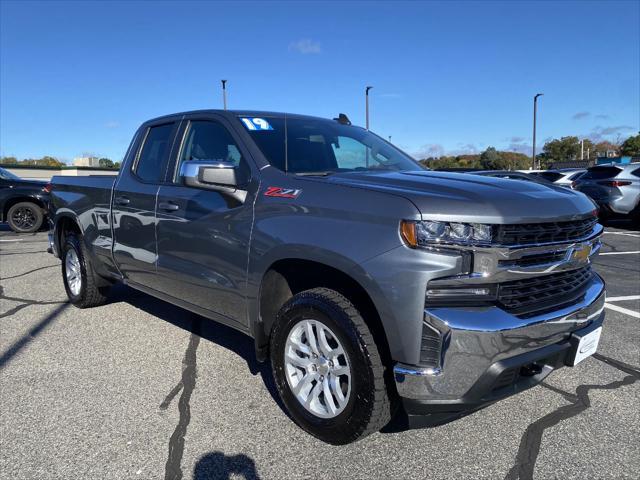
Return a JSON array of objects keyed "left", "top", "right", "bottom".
[
  {"left": 293, "top": 372, "right": 316, "bottom": 396},
  {"left": 317, "top": 326, "right": 333, "bottom": 357},
  {"left": 330, "top": 375, "right": 348, "bottom": 408},
  {"left": 305, "top": 321, "right": 320, "bottom": 355},
  {"left": 322, "top": 377, "right": 338, "bottom": 415},
  {"left": 304, "top": 379, "right": 322, "bottom": 408},
  {"left": 285, "top": 350, "right": 311, "bottom": 369},
  {"left": 332, "top": 366, "right": 349, "bottom": 377},
  {"left": 289, "top": 337, "right": 312, "bottom": 356}
]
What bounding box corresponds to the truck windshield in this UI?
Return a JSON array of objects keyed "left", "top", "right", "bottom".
[{"left": 239, "top": 115, "right": 423, "bottom": 174}]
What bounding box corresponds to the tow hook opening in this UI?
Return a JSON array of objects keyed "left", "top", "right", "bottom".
[{"left": 520, "top": 362, "right": 543, "bottom": 377}]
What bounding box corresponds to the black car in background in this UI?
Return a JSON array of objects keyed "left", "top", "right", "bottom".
[{"left": 0, "top": 167, "right": 50, "bottom": 233}]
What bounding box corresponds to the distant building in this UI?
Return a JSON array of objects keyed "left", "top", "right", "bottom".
[
  {"left": 596, "top": 155, "right": 633, "bottom": 165},
  {"left": 73, "top": 156, "right": 100, "bottom": 167}
]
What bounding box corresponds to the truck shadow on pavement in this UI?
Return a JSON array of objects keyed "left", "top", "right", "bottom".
[
  {"left": 107, "top": 284, "right": 284, "bottom": 412},
  {"left": 106, "top": 284, "right": 276, "bottom": 480}
]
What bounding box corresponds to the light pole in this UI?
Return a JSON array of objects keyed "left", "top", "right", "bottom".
[
  {"left": 532, "top": 93, "right": 543, "bottom": 169},
  {"left": 365, "top": 86, "right": 373, "bottom": 130},
  {"left": 221, "top": 80, "right": 228, "bottom": 110}
]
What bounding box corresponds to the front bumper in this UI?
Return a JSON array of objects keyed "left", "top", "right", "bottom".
[{"left": 393, "top": 273, "right": 605, "bottom": 422}]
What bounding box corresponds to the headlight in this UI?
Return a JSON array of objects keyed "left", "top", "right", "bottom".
[{"left": 401, "top": 220, "right": 493, "bottom": 247}]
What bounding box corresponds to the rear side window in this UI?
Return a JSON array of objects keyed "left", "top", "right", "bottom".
[
  {"left": 134, "top": 123, "right": 175, "bottom": 182},
  {"left": 631, "top": 168, "right": 640, "bottom": 178},
  {"left": 582, "top": 166, "right": 622, "bottom": 180},
  {"left": 537, "top": 171, "right": 563, "bottom": 182}
]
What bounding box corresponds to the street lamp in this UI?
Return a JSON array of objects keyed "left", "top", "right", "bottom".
[
  {"left": 532, "top": 93, "right": 543, "bottom": 169},
  {"left": 221, "top": 80, "right": 228, "bottom": 110},
  {"left": 365, "top": 86, "right": 373, "bottom": 130}
]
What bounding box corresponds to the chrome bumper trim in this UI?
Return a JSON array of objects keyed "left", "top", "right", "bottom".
[{"left": 394, "top": 274, "right": 605, "bottom": 400}]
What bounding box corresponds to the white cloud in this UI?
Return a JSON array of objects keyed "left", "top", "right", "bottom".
[
  {"left": 105, "top": 121, "right": 120, "bottom": 129},
  {"left": 288, "top": 39, "right": 322, "bottom": 54}
]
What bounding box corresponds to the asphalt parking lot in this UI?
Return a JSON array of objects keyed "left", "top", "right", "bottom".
[{"left": 1, "top": 222, "right": 638, "bottom": 480}]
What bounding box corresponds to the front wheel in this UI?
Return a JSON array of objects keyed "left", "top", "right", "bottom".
[
  {"left": 7, "top": 202, "right": 44, "bottom": 233},
  {"left": 270, "top": 288, "right": 391, "bottom": 444},
  {"left": 62, "top": 233, "right": 109, "bottom": 308}
]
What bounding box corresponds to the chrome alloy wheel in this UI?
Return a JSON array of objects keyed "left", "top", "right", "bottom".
[
  {"left": 284, "top": 319, "right": 351, "bottom": 419},
  {"left": 65, "top": 248, "right": 82, "bottom": 296}
]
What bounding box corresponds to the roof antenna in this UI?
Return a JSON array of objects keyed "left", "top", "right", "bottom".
[{"left": 221, "top": 80, "right": 228, "bottom": 110}]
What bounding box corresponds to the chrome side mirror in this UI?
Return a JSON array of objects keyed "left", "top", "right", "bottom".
[{"left": 179, "top": 161, "right": 247, "bottom": 202}]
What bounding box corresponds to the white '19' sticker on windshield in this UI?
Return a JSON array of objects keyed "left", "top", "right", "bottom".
[{"left": 241, "top": 118, "right": 273, "bottom": 131}]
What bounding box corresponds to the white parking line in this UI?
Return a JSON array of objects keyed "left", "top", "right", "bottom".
[
  {"left": 599, "top": 251, "right": 640, "bottom": 255},
  {"left": 603, "top": 231, "right": 640, "bottom": 238},
  {"left": 606, "top": 295, "right": 640, "bottom": 302},
  {"left": 605, "top": 303, "right": 640, "bottom": 319},
  {"left": 0, "top": 239, "right": 23, "bottom": 243}
]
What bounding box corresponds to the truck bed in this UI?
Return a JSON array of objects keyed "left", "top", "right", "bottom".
[{"left": 51, "top": 175, "right": 117, "bottom": 275}]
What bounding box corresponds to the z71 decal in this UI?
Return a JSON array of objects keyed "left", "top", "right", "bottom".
[{"left": 264, "top": 187, "right": 302, "bottom": 199}]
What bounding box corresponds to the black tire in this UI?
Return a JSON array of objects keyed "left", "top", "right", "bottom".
[
  {"left": 62, "top": 233, "right": 109, "bottom": 308},
  {"left": 270, "top": 287, "right": 391, "bottom": 444},
  {"left": 7, "top": 201, "right": 44, "bottom": 233}
]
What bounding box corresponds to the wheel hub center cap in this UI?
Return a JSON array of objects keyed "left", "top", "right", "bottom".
[{"left": 317, "top": 357, "right": 330, "bottom": 376}]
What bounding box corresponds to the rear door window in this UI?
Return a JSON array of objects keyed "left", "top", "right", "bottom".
[
  {"left": 582, "top": 166, "right": 622, "bottom": 180},
  {"left": 537, "top": 171, "right": 563, "bottom": 182},
  {"left": 134, "top": 123, "right": 175, "bottom": 183}
]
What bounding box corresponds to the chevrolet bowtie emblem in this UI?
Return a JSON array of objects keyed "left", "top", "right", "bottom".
[{"left": 571, "top": 244, "right": 592, "bottom": 263}]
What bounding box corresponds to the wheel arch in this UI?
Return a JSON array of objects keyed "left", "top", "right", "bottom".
[{"left": 254, "top": 257, "right": 394, "bottom": 373}]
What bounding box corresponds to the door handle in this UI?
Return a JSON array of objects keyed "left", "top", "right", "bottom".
[
  {"left": 115, "top": 196, "right": 130, "bottom": 206},
  {"left": 158, "top": 201, "right": 180, "bottom": 212}
]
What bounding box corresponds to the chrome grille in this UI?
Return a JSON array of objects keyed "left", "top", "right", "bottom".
[
  {"left": 498, "top": 266, "right": 594, "bottom": 318},
  {"left": 494, "top": 217, "right": 598, "bottom": 246}
]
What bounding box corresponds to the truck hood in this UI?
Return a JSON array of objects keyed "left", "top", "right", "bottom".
[{"left": 324, "top": 170, "right": 596, "bottom": 223}]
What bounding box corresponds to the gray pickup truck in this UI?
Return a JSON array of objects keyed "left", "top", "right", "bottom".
[{"left": 49, "top": 110, "right": 605, "bottom": 444}]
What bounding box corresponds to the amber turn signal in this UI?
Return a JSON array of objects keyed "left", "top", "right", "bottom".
[{"left": 400, "top": 220, "right": 418, "bottom": 247}]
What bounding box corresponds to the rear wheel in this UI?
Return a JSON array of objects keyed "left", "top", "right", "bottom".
[
  {"left": 7, "top": 202, "right": 43, "bottom": 233},
  {"left": 62, "top": 233, "right": 110, "bottom": 308},
  {"left": 270, "top": 288, "right": 391, "bottom": 444}
]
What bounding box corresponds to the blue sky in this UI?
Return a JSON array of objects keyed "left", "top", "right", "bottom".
[{"left": 1, "top": 0, "right": 638, "bottom": 163}]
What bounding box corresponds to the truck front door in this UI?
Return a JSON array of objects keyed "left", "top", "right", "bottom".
[{"left": 154, "top": 116, "right": 257, "bottom": 329}]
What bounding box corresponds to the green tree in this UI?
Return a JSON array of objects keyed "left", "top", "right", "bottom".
[
  {"left": 113, "top": 161, "right": 121, "bottom": 170},
  {"left": 99, "top": 157, "right": 114, "bottom": 168},
  {"left": 542, "top": 136, "right": 581, "bottom": 162},
  {"left": 0, "top": 156, "right": 18, "bottom": 165},
  {"left": 480, "top": 147, "right": 500, "bottom": 169},
  {"left": 620, "top": 134, "right": 640, "bottom": 156}
]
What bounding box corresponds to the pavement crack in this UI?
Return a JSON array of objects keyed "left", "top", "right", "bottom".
[
  {"left": 0, "top": 264, "right": 58, "bottom": 280},
  {"left": 163, "top": 318, "right": 201, "bottom": 480},
  {"left": 505, "top": 354, "right": 639, "bottom": 480}
]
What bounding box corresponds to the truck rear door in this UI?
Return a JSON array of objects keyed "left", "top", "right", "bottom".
[
  {"left": 112, "top": 120, "right": 180, "bottom": 289},
  {"left": 154, "top": 114, "right": 257, "bottom": 329}
]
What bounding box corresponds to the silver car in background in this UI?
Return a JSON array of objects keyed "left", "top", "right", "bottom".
[
  {"left": 537, "top": 169, "right": 587, "bottom": 188},
  {"left": 573, "top": 163, "right": 640, "bottom": 220}
]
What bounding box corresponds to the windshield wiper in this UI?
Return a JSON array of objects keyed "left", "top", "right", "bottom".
[{"left": 293, "top": 171, "right": 336, "bottom": 177}]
